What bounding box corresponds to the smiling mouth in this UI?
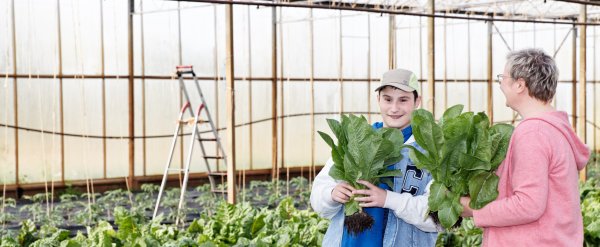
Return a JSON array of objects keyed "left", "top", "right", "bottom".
[{"left": 388, "top": 115, "right": 402, "bottom": 119}]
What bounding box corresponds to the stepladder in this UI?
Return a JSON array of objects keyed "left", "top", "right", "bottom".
[{"left": 153, "top": 65, "right": 228, "bottom": 226}]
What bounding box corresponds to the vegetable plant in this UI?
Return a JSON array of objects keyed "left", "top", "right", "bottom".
[
  {"left": 407, "top": 105, "right": 513, "bottom": 228},
  {"left": 318, "top": 114, "right": 403, "bottom": 235}
]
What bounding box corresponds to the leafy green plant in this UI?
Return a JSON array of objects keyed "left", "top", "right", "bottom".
[
  {"left": 0, "top": 197, "right": 16, "bottom": 225},
  {"left": 54, "top": 194, "right": 84, "bottom": 223},
  {"left": 318, "top": 114, "right": 404, "bottom": 235},
  {"left": 407, "top": 105, "right": 513, "bottom": 228},
  {"left": 582, "top": 178, "right": 600, "bottom": 246},
  {"left": 436, "top": 218, "right": 482, "bottom": 247}
]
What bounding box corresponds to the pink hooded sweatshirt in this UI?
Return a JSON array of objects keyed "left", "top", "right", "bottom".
[{"left": 473, "top": 111, "right": 590, "bottom": 247}]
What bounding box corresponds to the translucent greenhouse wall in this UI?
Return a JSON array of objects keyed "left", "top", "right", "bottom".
[{"left": 0, "top": 0, "right": 599, "bottom": 186}]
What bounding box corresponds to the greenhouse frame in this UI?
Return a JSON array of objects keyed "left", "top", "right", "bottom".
[{"left": 0, "top": 0, "right": 599, "bottom": 201}]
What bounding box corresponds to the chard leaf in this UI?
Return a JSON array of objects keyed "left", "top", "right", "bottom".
[
  {"left": 381, "top": 178, "right": 394, "bottom": 189},
  {"left": 409, "top": 105, "right": 514, "bottom": 226},
  {"left": 345, "top": 199, "right": 360, "bottom": 216},
  {"left": 374, "top": 169, "right": 402, "bottom": 178},
  {"left": 490, "top": 124, "right": 514, "bottom": 169},
  {"left": 440, "top": 104, "right": 464, "bottom": 126},
  {"left": 428, "top": 181, "right": 449, "bottom": 212},
  {"left": 407, "top": 146, "right": 436, "bottom": 172},
  {"left": 458, "top": 152, "right": 490, "bottom": 171},
  {"left": 472, "top": 115, "right": 492, "bottom": 162},
  {"left": 468, "top": 171, "right": 500, "bottom": 209},
  {"left": 437, "top": 195, "right": 463, "bottom": 229},
  {"left": 318, "top": 114, "right": 405, "bottom": 217},
  {"left": 329, "top": 165, "right": 345, "bottom": 181},
  {"left": 411, "top": 109, "right": 444, "bottom": 162}
]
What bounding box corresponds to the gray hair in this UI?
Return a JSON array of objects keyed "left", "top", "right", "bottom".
[{"left": 506, "top": 48, "right": 558, "bottom": 103}]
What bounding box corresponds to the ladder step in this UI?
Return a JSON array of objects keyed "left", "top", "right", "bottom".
[
  {"left": 168, "top": 168, "right": 186, "bottom": 172},
  {"left": 179, "top": 119, "right": 209, "bottom": 125},
  {"left": 211, "top": 189, "right": 227, "bottom": 193},
  {"left": 204, "top": 156, "right": 224, "bottom": 160}
]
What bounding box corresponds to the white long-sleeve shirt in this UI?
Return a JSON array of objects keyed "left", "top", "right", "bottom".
[{"left": 310, "top": 137, "right": 440, "bottom": 232}]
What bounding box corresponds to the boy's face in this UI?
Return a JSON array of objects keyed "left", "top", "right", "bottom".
[{"left": 377, "top": 86, "right": 420, "bottom": 129}]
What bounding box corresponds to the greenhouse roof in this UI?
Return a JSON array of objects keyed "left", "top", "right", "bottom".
[{"left": 177, "top": 0, "right": 600, "bottom": 25}]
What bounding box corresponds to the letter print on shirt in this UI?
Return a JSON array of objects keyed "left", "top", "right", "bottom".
[{"left": 401, "top": 164, "right": 423, "bottom": 196}]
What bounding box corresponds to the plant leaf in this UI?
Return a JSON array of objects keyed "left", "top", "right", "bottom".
[{"left": 468, "top": 171, "right": 500, "bottom": 209}]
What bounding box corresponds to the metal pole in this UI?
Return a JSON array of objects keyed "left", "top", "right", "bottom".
[
  {"left": 427, "top": 0, "right": 435, "bottom": 114},
  {"left": 487, "top": 21, "right": 493, "bottom": 123},
  {"left": 573, "top": 24, "right": 578, "bottom": 130},
  {"left": 177, "top": 2, "right": 184, "bottom": 183},
  {"left": 100, "top": 0, "right": 107, "bottom": 179},
  {"left": 56, "top": 0, "right": 64, "bottom": 184},
  {"left": 443, "top": 18, "right": 447, "bottom": 109},
  {"left": 367, "top": 15, "right": 372, "bottom": 122},
  {"left": 225, "top": 4, "right": 236, "bottom": 204},
  {"left": 127, "top": 0, "right": 135, "bottom": 188},
  {"left": 594, "top": 26, "right": 597, "bottom": 158},
  {"left": 467, "top": 19, "right": 471, "bottom": 112},
  {"left": 309, "top": 9, "right": 315, "bottom": 182},
  {"left": 141, "top": 0, "right": 147, "bottom": 176},
  {"left": 579, "top": 5, "right": 587, "bottom": 181},
  {"left": 339, "top": 11, "right": 343, "bottom": 116},
  {"left": 213, "top": 6, "right": 220, "bottom": 172},
  {"left": 247, "top": 6, "right": 253, "bottom": 171},
  {"left": 271, "top": 7, "right": 278, "bottom": 180},
  {"left": 11, "top": 0, "right": 19, "bottom": 187},
  {"left": 278, "top": 7, "right": 284, "bottom": 175},
  {"left": 389, "top": 15, "right": 396, "bottom": 70}
]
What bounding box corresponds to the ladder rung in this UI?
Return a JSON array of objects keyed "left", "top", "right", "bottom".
[
  {"left": 204, "top": 156, "right": 224, "bottom": 160},
  {"left": 168, "top": 168, "right": 186, "bottom": 172},
  {"left": 199, "top": 138, "right": 217, "bottom": 141},
  {"left": 209, "top": 172, "right": 227, "bottom": 176},
  {"left": 179, "top": 119, "right": 209, "bottom": 125},
  {"left": 211, "top": 189, "right": 227, "bottom": 193}
]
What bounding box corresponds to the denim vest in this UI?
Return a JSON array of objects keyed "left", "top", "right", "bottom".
[
  {"left": 383, "top": 141, "right": 437, "bottom": 247},
  {"left": 321, "top": 141, "right": 437, "bottom": 247}
]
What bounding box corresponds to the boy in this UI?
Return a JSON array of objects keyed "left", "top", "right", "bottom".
[
  {"left": 310, "top": 68, "right": 440, "bottom": 247},
  {"left": 460, "top": 48, "right": 590, "bottom": 246}
]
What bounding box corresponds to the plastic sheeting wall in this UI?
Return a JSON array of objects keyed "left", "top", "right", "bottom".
[{"left": 0, "top": 0, "right": 599, "bottom": 185}]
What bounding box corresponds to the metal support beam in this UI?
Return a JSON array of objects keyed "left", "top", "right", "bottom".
[
  {"left": 127, "top": 0, "right": 135, "bottom": 188},
  {"left": 225, "top": 4, "right": 237, "bottom": 204},
  {"left": 100, "top": 0, "right": 107, "bottom": 179},
  {"left": 271, "top": 7, "right": 278, "bottom": 181},
  {"left": 573, "top": 24, "right": 578, "bottom": 129},
  {"left": 467, "top": 19, "right": 472, "bottom": 112},
  {"left": 579, "top": 5, "right": 587, "bottom": 181},
  {"left": 140, "top": 0, "right": 147, "bottom": 176},
  {"left": 427, "top": 0, "right": 435, "bottom": 114},
  {"left": 56, "top": 0, "right": 65, "bottom": 184},
  {"left": 488, "top": 21, "right": 494, "bottom": 123},
  {"left": 389, "top": 15, "right": 396, "bottom": 70},
  {"left": 309, "top": 9, "right": 315, "bottom": 182},
  {"left": 11, "top": 0, "right": 19, "bottom": 187}
]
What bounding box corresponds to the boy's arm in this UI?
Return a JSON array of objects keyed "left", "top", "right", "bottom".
[
  {"left": 472, "top": 131, "right": 549, "bottom": 227},
  {"left": 310, "top": 158, "right": 343, "bottom": 219},
  {"left": 384, "top": 180, "right": 442, "bottom": 232}
]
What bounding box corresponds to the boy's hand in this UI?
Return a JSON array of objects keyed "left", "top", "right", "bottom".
[
  {"left": 353, "top": 180, "right": 387, "bottom": 208},
  {"left": 460, "top": 197, "right": 473, "bottom": 217},
  {"left": 331, "top": 182, "right": 355, "bottom": 204}
]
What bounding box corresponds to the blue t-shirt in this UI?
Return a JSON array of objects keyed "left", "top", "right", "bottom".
[{"left": 341, "top": 123, "right": 412, "bottom": 247}]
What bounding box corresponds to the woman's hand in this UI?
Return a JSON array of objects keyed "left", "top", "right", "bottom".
[
  {"left": 331, "top": 182, "right": 356, "bottom": 204},
  {"left": 353, "top": 180, "right": 387, "bottom": 208},
  {"left": 460, "top": 197, "right": 473, "bottom": 217}
]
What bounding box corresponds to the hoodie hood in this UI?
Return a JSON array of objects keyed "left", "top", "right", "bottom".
[{"left": 523, "top": 111, "right": 590, "bottom": 170}]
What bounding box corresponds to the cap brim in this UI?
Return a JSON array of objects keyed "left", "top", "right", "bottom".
[{"left": 374, "top": 83, "right": 417, "bottom": 92}]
